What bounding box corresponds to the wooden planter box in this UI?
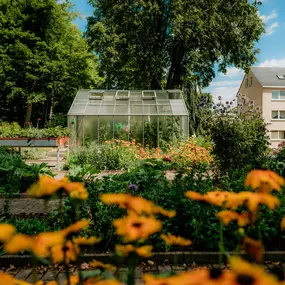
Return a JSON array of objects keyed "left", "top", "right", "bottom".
[{"left": 0, "top": 137, "right": 69, "bottom": 147}]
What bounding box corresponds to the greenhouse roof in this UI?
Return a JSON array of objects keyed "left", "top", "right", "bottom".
[{"left": 68, "top": 90, "right": 189, "bottom": 116}]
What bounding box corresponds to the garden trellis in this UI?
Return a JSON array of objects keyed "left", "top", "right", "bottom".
[{"left": 68, "top": 90, "right": 189, "bottom": 147}]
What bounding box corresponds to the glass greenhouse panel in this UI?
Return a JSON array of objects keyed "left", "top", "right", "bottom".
[
  {"left": 143, "top": 116, "right": 158, "bottom": 148},
  {"left": 99, "top": 116, "right": 113, "bottom": 143},
  {"left": 158, "top": 116, "right": 175, "bottom": 146},
  {"left": 130, "top": 116, "right": 143, "bottom": 144},
  {"left": 114, "top": 116, "right": 129, "bottom": 141},
  {"left": 67, "top": 90, "right": 189, "bottom": 146},
  {"left": 83, "top": 116, "right": 99, "bottom": 144}
]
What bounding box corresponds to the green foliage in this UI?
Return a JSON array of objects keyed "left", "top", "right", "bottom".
[
  {"left": 266, "top": 142, "right": 285, "bottom": 177},
  {"left": 207, "top": 96, "right": 269, "bottom": 173},
  {"left": 0, "top": 122, "right": 71, "bottom": 138},
  {"left": 86, "top": 0, "right": 264, "bottom": 89},
  {"left": 0, "top": 147, "right": 54, "bottom": 194},
  {"left": 66, "top": 142, "right": 139, "bottom": 171},
  {"left": 0, "top": 0, "right": 104, "bottom": 125}
]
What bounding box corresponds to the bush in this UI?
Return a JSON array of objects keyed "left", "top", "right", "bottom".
[
  {"left": 66, "top": 142, "right": 139, "bottom": 171},
  {"left": 66, "top": 139, "right": 213, "bottom": 171},
  {"left": 0, "top": 147, "right": 54, "bottom": 194},
  {"left": 207, "top": 96, "right": 269, "bottom": 173}
]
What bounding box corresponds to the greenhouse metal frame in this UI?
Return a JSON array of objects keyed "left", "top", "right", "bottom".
[{"left": 68, "top": 89, "right": 189, "bottom": 147}]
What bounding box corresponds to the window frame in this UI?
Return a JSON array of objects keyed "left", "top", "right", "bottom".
[
  {"left": 271, "top": 90, "right": 285, "bottom": 100},
  {"left": 271, "top": 110, "right": 285, "bottom": 120},
  {"left": 271, "top": 130, "right": 285, "bottom": 140}
]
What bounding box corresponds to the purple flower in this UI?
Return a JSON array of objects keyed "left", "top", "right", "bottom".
[{"left": 129, "top": 184, "right": 138, "bottom": 191}]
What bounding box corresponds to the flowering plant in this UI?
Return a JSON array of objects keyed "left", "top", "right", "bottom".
[{"left": 1, "top": 169, "right": 285, "bottom": 284}]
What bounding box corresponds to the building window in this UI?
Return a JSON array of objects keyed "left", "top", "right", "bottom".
[
  {"left": 272, "top": 91, "right": 285, "bottom": 100},
  {"left": 245, "top": 78, "right": 248, "bottom": 88},
  {"left": 272, "top": 111, "right": 285, "bottom": 119},
  {"left": 271, "top": 131, "right": 285, "bottom": 140}
]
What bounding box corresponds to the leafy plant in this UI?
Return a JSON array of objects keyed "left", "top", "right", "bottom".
[
  {"left": 0, "top": 122, "right": 71, "bottom": 139},
  {"left": 207, "top": 96, "right": 269, "bottom": 173}
]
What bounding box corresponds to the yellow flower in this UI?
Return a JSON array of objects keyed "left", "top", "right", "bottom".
[
  {"left": 216, "top": 211, "right": 251, "bottom": 227},
  {"left": 0, "top": 224, "right": 16, "bottom": 242},
  {"left": 113, "top": 213, "right": 162, "bottom": 242},
  {"left": 238, "top": 192, "right": 280, "bottom": 212},
  {"left": 62, "top": 220, "right": 90, "bottom": 236},
  {"left": 51, "top": 241, "right": 80, "bottom": 264},
  {"left": 153, "top": 206, "right": 176, "bottom": 218},
  {"left": 63, "top": 182, "right": 89, "bottom": 200},
  {"left": 89, "top": 259, "right": 116, "bottom": 271},
  {"left": 229, "top": 256, "right": 279, "bottom": 285},
  {"left": 161, "top": 234, "right": 192, "bottom": 246},
  {"left": 28, "top": 176, "right": 63, "bottom": 197},
  {"left": 64, "top": 275, "right": 79, "bottom": 285},
  {"left": 100, "top": 193, "right": 174, "bottom": 217},
  {"left": 73, "top": 236, "right": 101, "bottom": 246},
  {"left": 4, "top": 234, "right": 33, "bottom": 254},
  {"left": 32, "top": 232, "right": 65, "bottom": 258},
  {"left": 115, "top": 244, "right": 135, "bottom": 257},
  {"left": 100, "top": 193, "right": 153, "bottom": 215},
  {"left": 245, "top": 170, "right": 285, "bottom": 193},
  {"left": 0, "top": 273, "right": 15, "bottom": 285},
  {"left": 115, "top": 244, "right": 153, "bottom": 258},
  {"left": 135, "top": 245, "right": 153, "bottom": 258},
  {"left": 86, "top": 280, "right": 122, "bottom": 285}
]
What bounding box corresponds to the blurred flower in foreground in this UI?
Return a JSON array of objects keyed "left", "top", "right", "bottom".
[
  {"left": 216, "top": 211, "right": 251, "bottom": 227},
  {"left": 115, "top": 244, "right": 153, "bottom": 258},
  {"left": 113, "top": 213, "right": 162, "bottom": 242},
  {"left": 101, "top": 193, "right": 175, "bottom": 217},
  {"left": 161, "top": 234, "right": 192, "bottom": 246},
  {"left": 0, "top": 224, "right": 16, "bottom": 242},
  {"left": 90, "top": 260, "right": 116, "bottom": 271},
  {"left": 245, "top": 170, "right": 285, "bottom": 193},
  {"left": 28, "top": 176, "right": 88, "bottom": 200}
]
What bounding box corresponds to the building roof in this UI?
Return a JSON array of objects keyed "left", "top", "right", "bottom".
[
  {"left": 68, "top": 89, "right": 189, "bottom": 116},
  {"left": 251, "top": 67, "right": 285, "bottom": 87}
]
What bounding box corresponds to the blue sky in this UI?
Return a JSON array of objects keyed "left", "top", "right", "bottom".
[{"left": 69, "top": 0, "right": 285, "bottom": 101}]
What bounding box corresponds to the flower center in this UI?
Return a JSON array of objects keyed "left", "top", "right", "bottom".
[
  {"left": 132, "top": 222, "right": 142, "bottom": 228},
  {"left": 236, "top": 274, "right": 254, "bottom": 285},
  {"left": 209, "top": 268, "right": 222, "bottom": 279}
]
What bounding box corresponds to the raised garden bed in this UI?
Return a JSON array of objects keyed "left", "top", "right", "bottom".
[{"left": 0, "top": 137, "right": 69, "bottom": 147}]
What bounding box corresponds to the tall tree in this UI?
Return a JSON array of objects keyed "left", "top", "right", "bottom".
[
  {"left": 0, "top": 0, "right": 103, "bottom": 125},
  {"left": 86, "top": 0, "right": 264, "bottom": 90}
]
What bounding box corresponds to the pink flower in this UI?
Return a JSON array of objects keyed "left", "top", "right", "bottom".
[
  {"left": 37, "top": 118, "right": 41, "bottom": 121},
  {"left": 164, "top": 156, "right": 171, "bottom": 162}
]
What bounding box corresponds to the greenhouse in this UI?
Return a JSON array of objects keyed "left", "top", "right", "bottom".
[{"left": 68, "top": 90, "right": 189, "bottom": 147}]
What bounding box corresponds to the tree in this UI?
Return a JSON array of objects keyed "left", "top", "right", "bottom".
[
  {"left": 0, "top": 0, "right": 103, "bottom": 125},
  {"left": 86, "top": 0, "right": 264, "bottom": 90}
]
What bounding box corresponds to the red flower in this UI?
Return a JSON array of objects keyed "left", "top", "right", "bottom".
[
  {"left": 37, "top": 118, "right": 41, "bottom": 121},
  {"left": 164, "top": 156, "right": 171, "bottom": 162}
]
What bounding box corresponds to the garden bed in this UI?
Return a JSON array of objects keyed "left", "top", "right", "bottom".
[{"left": 0, "top": 137, "right": 69, "bottom": 147}]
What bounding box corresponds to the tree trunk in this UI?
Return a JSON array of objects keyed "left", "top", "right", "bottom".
[
  {"left": 25, "top": 103, "right": 33, "bottom": 123},
  {"left": 166, "top": 40, "right": 185, "bottom": 89},
  {"left": 48, "top": 103, "right": 53, "bottom": 124}
]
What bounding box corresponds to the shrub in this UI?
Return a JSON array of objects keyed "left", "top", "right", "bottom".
[
  {"left": 0, "top": 147, "right": 54, "bottom": 194},
  {"left": 66, "top": 139, "right": 213, "bottom": 171},
  {"left": 207, "top": 96, "right": 269, "bottom": 173}
]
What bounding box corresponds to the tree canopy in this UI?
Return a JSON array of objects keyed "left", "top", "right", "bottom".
[
  {"left": 0, "top": 0, "right": 103, "bottom": 125},
  {"left": 86, "top": 0, "right": 264, "bottom": 90}
]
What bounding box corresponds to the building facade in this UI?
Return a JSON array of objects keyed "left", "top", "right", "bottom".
[{"left": 238, "top": 67, "right": 285, "bottom": 148}]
